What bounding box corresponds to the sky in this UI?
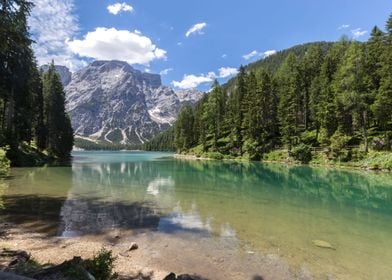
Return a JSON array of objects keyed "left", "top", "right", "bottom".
[{"left": 29, "top": 0, "right": 392, "bottom": 91}]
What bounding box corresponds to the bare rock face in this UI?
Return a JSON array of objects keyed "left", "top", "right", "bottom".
[
  {"left": 40, "top": 65, "right": 72, "bottom": 86},
  {"left": 61, "top": 60, "right": 203, "bottom": 145}
]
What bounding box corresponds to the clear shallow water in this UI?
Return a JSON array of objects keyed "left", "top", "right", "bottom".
[{"left": 1, "top": 151, "right": 392, "bottom": 279}]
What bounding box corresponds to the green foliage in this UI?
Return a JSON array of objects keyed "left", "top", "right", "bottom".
[
  {"left": 329, "top": 131, "right": 350, "bottom": 161},
  {"left": 42, "top": 62, "right": 74, "bottom": 159},
  {"left": 263, "top": 150, "right": 289, "bottom": 162},
  {"left": 0, "top": 3, "right": 74, "bottom": 165},
  {"left": 361, "top": 151, "right": 392, "bottom": 170},
  {"left": 0, "top": 148, "right": 10, "bottom": 176},
  {"left": 86, "top": 248, "right": 118, "bottom": 280},
  {"left": 174, "top": 105, "right": 196, "bottom": 152},
  {"left": 5, "top": 142, "right": 51, "bottom": 167},
  {"left": 144, "top": 126, "right": 175, "bottom": 151},
  {"left": 291, "top": 144, "right": 312, "bottom": 163},
  {"left": 300, "top": 130, "right": 318, "bottom": 146},
  {"left": 74, "top": 137, "right": 141, "bottom": 151},
  {"left": 205, "top": 151, "right": 224, "bottom": 160}
]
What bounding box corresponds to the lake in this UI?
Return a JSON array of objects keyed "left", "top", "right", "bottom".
[{"left": 1, "top": 151, "right": 392, "bottom": 279}]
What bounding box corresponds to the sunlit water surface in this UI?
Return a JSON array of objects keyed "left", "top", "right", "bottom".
[{"left": 1, "top": 151, "right": 392, "bottom": 279}]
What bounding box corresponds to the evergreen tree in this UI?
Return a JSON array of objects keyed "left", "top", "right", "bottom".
[
  {"left": 301, "top": 44, "right": 324, "bottom": 130},
  {"left": 42, "top": 62, "right": 74, "bottom": 158},
  {"left": 278, "top": 53, "right": 301, "bottom": 149},
  {"left": 334, "top": 42, "right": 371, "bottom": 152},
  {"left": 227, "top": 66, "right": 247, "bottom": 155},
  {"left": 174, "top": 105, "right": 195, "bottom": 152},
  {"left": 373, "top": 15, "right": 392, "bottom": 132},
  {"left": 202, "top": 80, "right": 225, "bottom": 150},
  {"left": 0, "top": 0, "right": 34, "bottom": 148}
]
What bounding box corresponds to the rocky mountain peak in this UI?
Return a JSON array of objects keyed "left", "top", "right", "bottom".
[
  {"left": 60, "top": 60, "right": 203, "bottom": 145},
  {"left": 40, "top": 64, "right": 72, "bottom": 87}
]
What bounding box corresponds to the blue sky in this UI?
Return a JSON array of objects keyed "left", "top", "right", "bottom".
[{"left": 29, "top": 0, "right": 392, "bottom": 90}]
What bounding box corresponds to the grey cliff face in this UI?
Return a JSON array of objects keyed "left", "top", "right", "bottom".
[
  {"left": 61, "top": 60, "right": 203, "bottom": 145},
  {"left": 40, "top": 65, "right": 72, "bottom": 87}
]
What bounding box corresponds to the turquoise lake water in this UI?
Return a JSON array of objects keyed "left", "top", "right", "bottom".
[{"left": 1, "top": 151, "right": 392, "bottom": 279}]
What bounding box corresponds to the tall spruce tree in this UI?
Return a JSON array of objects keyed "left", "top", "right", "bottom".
[
  {"left": 278, "top": 53, "right": 301, "bottom": 149},
  {"left": 334, "top": 42, "right": 371, "bottom": 152},
  {"left": 42, "top": 62, "right": 74, "bottom": 158},
  {"left": 373, "top": 15, "right": 392, "bottom": 132}
]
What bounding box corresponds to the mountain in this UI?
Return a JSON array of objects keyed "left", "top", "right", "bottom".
[
  {"left": 62, "top": 60, "right": 202, "bottom": 145},
  {"left": 40, "top": 65, "right": 72, "bottom": 87}
]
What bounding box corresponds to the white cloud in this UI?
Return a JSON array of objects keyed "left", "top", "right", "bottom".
[
  {"left": 243, "top": 50, "right": 259, "bottom": 60},
  {"left": 107, "top": 2, "right": 133, "bottom": 15},
  {"left": 68, "top": 27, "right": 167, "bottom": 65},
  {"left": 160, "top": 68, "right": 173, "bottom": 75},
  {"left": 263, "top": 50, "right": 277, "bottom": 58},
  {"left": 338, "top": 24, "right": 350, "bottom": 30},
  {"left": 29, "top": 0, "right": 83, "bottom": 71},
  {"left": 243, "top": 49, "right": 276, "bottom": 61},
  {"left": 172, "top": 67, "right": 238, "bottom": 89},
  {"left": 185, "top": 22, "right": 207, "bottom": 37},
  {"left": 177, "top": 42, "right": 183, "bottom": 46},
  {"left": 172, "top": 72, "right": 215, "bottom": 89},
  {"left": 218, "top": 67, "right": 238, "bottom": 78},
  {"left": 351, "top": 28, "right": 368, "bottom": 39},
  {"left": 222, "top": 54, "right": 227, "bottom": 58}
]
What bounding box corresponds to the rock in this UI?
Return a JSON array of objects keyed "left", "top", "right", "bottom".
[
  {"left": 177, "top": 275, "right": 196, "bottom": 280},
  {"left": 163, "top": 272, "right": 177, "bottom": 280},
  {"left": 0, "top": 272, "right": 35, "bottom": 280},
  {"left": 128, "top": 242, "right": 138, "bottom": 251},
  {"left": 40, "top": 65, "right": 72, "bottom": 87},
  {"left": 312, "top": 240, "right": 335, "bottom": 250}
]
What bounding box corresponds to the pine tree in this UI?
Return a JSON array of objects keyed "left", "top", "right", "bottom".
[
  {"left": 317, "top": 40, "right": 348, "bottom": 141},
  {"left": 278, "top": 53, "right": 301, "bottom": 149},
  {"left": 334, "top": 42, "right": 371, "bottom": 152},
  {"left": 301, "top": 44, "right": 324, "bottom": 130},
  {"left": 0, "top": 0, "right": 34, "bottom": 148},
  {"left": 373, "top": 15, "right": 392, "bottom": 132},
  {"left": 174, "top": 105, "right": 195, "bottom": 152},
  {"left": 42, "top": 62, "right": 74, "bottom": 158}
]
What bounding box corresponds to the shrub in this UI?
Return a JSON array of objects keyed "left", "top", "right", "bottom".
[
  {"left": 205, "top": 151, "right": 224, "bottom": 160},
  {"left": 361, "top": 151, "right": 392, "bottom": 170},
  {"left": 291, "top": 144, "right": 312, "bottom": 163},
  {"left": 87, "top": 248, "right": 118, "bottom": 280},
  {"left": 263, "top": 149, "right": 288, "bottom": 162},
  {"left": 243, "top": 140, "right": 262, "bottom": 160},
  {"left": 0, "top": 148, "right": 10, "bottom": 176},
  {"left": 329, "top": 131, "right": 350, "bottom": 161},
  {"left": 300, "top": 130, "right": 318, "bottom": 145}
]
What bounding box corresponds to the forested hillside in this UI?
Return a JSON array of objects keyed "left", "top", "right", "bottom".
[
  {"left": 0, "top": 1, "right": 73, "bottom": 166},
  {"left": 168, "top": 14, "right": 392, "bottom": 166}
]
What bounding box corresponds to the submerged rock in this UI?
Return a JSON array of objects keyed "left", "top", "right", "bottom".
[
  {"left": 128, "top": 242, "right": 138, "bottom": 251},
  {"left": 163, "top": 273, "right": 177, "bottom": 280},
  {"left": 312, "top": 240, "right": 335, "bottom": 250}
]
